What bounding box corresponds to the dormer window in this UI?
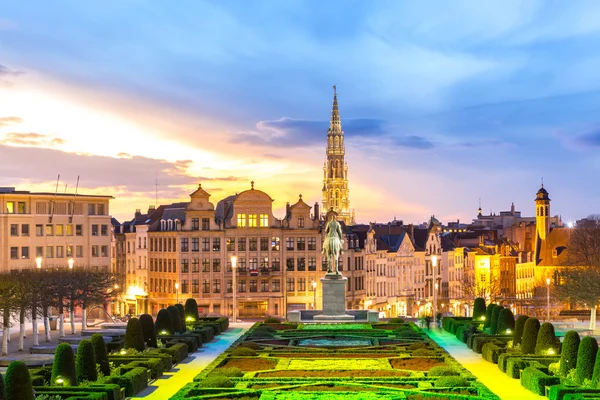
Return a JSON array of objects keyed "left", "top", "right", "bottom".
[
  {"left": 167, "top": 219, "right": 173, "bottom": 231},
  {"left": 160, "top": 219, "right": 166, "bottom": 231}
]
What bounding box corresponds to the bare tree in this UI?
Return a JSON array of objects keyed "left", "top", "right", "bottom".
[{"left": 0, "top": 274, "right": 19, "bottom": 355}]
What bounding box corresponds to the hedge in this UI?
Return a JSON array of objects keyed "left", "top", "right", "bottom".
[
  {"left": 167, "top": 306, "right": 183, "bottom": 334},
  {"left": 560, "top": 330, "right": 580, "bottom": 377},
  {"left": 5, "top": 361, "right": 34, "bottom": 400},
  {"left": 139, "top": 314, "right": 158, "bottom": 348},
  {"left": 101, "top": 366, "right": 148, "bottom": 396},
  {"left": 184, "top": 298, "right": 200, "bottom": 322},
  {"left": 482, "top": 341, "right": 507, "bottom": 364},
  {"left": 124, "top": 317, "right": 145, "bottom": 352},
  {"left": 535, "top": 322, "right": 558, "bottom": 355},
  {"left": 506, "top": 358, "right": 554, "bottom": 379},
  {"left": 91, "top": 334, "right": 111, "bottom": 377},
  {"left": 521, "top": 318, "right": 540, "bottom": 354},
  {"left": 108, "top": 356, "right": 164, "bottom": 379},
  {"left": 471, "top": 335, "right": 511, "bottom": 354},
  {"left": 513, "top": 315, "right": 529, "bottom": 346},
  {"left": 32, "top": 384, "right": 121, "bottom": 400},
  {"left": 497, "top": 308, "right": 515, "bottom": 335},
  {"left": 484, "top": 304, "right": 496, "bottom": 329},
  {"left": 155, "top": 309, "right": 174, "bottom": 336},
  {"left": 489, "top": 305, "right": 504, "bottom": 335},
  {"left": 473, "top": 297, "right": 486, "bottom": 321},
  {"left": 76, "top": 339, "right": 98, "bottom": 384},
  {"left": 548, "top": 385, "right": 600, "bottom": 400},
  {"left": 592, "top": 348, "right": 600, "bottom": 387},
  {"left": 154, "top": 343, "right": 188, "bottom": 363},
  {"left": 520, "top": 366, "right": 560, "bottom": 395},
  {"left": 51, "top": 343, "right": 77, "bottom": 386},
  {"left": 174, "top": 303, "right": 186, "bottom": 333},
  {"left": 577, "top": 336, "right": 599, "bottom": 384},
  {"left": 195, "top": 326, "right": 214, "bottom": 343}
]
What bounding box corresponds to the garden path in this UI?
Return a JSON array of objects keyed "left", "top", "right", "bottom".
[
  {"left": 133, "top": 322, "right": 251, "bottom": 400},
  {"left": 426, "top": 328, "right": 545, "bottom": 400}
]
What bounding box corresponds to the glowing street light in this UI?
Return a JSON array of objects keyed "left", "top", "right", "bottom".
[
  {"left": 175, "top": 282, "right": 179, "bottom": 304},
  {"left": 311, "top": 280, "right": 317, "bottom": 310},
  {"left": 68, "top": 258, "right": 74, "bottom": 269}
]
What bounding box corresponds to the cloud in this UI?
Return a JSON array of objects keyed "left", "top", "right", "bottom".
[
  {"left": 572, "top": 128, "right": 600, "bottom": 148},
  {"left": 197, "top": 176, "right": 243, "bottom": 182},
  {"left": 1, "top": 132, "right": 66, "bottom": 147},
  {"left": 0, "top": 117, "right": 23, "bottom": 127},
  {"left": 393, "top": 135, "right": 435, "bottom": 149},
  {"left": 455, "top": 139, "right": 508, "bottom": 148},
  {"left": 0, "top": 64, "right": 23, "bottom": 76}
]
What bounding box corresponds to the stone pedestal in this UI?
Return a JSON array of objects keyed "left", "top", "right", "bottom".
[{"left": 313, "top": 276, "right": 355, "bottom": 321}]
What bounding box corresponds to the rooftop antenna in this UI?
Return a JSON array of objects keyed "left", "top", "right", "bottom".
[
  {"left": 541, "top": 177, "right": 544, "bottom": 188},
  {"left": 50, "top": 174, "right": 60, "bottom": 223},
  {"left": 64, "top": 184, "right": 67, "bottom": 193}
]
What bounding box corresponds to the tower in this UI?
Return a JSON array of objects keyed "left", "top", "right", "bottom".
[
  {"left": 535, "top": 184, "right": 551, "bottom": 241},
  {"left": 322, "top": 85, "right": 353, "bottom": 225}
]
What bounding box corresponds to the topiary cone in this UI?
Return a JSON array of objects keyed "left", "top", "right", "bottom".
[
  {"left": 513, "top": 315, "right": 529, "bottom": 345},
  {"left": 167, "top": 306, "right": 182, "bottom": 334},
  {"left": 139, "top": 314, "right": 158, "bottom": 348},
  {"left": 576, "top": 336, "right": 598, "bottom": 384},
  {"left": 473, "top": 298, "right": 486, "bottom": 321},
  {"left": 184, "top": 298, "right": 199, "bottom": 322},
  {"left": 521, "top": 317, "right": 540, "bottom": 354},
  {"left": 560, "top": 330, "right": 580, "bottom": 377},
  {"left": 490, "top": 305, "right": 504, "bottom": 335},
  {"left": 51, "top": 342, "right": 77, "bottom": 386},
  {"left": 5, "top": 361, "right": 33, "bottom": 400},
  {"left": 535, "top": 322, "right": 557, "bottom": 355},
  {"left": 175, "top": 303, "right": 186, "bottom": 332},
  {"left": 91, "top": 334, "right": 110, "bottom": 377},
  {"left": 497, "top": 308, "right": 515, "bottom": 335},
  {"left": 124, "top": 317, "right": 146, "bottom": 352},
  {"left": 155, "top": 308, "right": 174, "bottom": 336},
  {"left": 484, "top": 304, "right": 496, "bottom": 329},
  {"left": 0, "top": 371, "right": 6, "bottom": 400},
  {"left": 76, "top": 339, "right": 97, "bottom": 384}
]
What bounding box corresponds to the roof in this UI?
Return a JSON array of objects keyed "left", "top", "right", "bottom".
[
  {"left": 412, "top": 228, "right": 428, "bottom": 251},
  {"left": 215, "top": 195, "right": 237, "bottom": 225},
  {"left": 536, "top": 186, "right": 550, "bottom": 201},
  {"left": 537, "top": 227, "right": 571, "bottom": 267},
  {"left": 378, "top": 233, "right": 407, "bottom": 252}
]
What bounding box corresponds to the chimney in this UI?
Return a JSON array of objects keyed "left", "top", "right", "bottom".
[
  {"left": 286, "top": 202, "right": 291, "bottom": 219},
  {"left": 148, "top": 205, "right": 156, "bottom": 214},
  {"left": 408, "top": 224, "right": 414, "bottom": 239},
  {"left": 135, "top": 208, "right": 141, "bottom": 218},
  {"left": 314, "top": 202, "right": 320, "bottom": 220}
]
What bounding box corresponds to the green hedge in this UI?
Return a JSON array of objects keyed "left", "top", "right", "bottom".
[
  {"left": 184, "top": 298, "right": 200, "bottom": 322},
  {"left": 482, "top": 341, "right": 507, "bottom": 364},
  {"left": 195, "top": 326, "right": 214, "bottom": 343},
  {"left": 108, "top": 356, "right": 163, "bottom": 379},
  {"left": 473, "top": 297, "right": 486, "bottom": 321},
  {"left": 175, "top": 304, "right": 186, "bottom": 333},
  {"left": 489, "top": 305, "right": 504, "bottom": 335},
  {"left": 521, "top": 318, "right": 540, "bottom": 354},
  {"left": 577, "top": 336, "right": 598, "bottom": 384},
  {"left": 154, "top": 343, "right": 188, "bottom": 363},
  {"left": 139, "top": 314, "right": 158, "bottom": 348},
  {"left": 76, "top": 339, "right": 98, "bottom": 384},
  {"left": 5, "top": 361, "right": 34, "bottom": 400},
  {"left": 535, "top": 322, "right": 558, "bottom": 355},
  {"left": 51, "top": 343, "right": 77, "bottom": 386},
  {"left": 484, "top": 304, "right": 497, "bottom": 329},
  {"left": 91, "top": 334, "right": 111, "bottom": 377},
  {"left": 560, "top": 330, "right": 580, "bottom": 377},
  {"left": 497, "top": 308, "right": 515, "bottom": 335},
  {"left": 101, "top": 366, "right": 148, "bottom": 396},
  {"left": 471, "top": 335, "right": 512, "bottom": 354},
  {"left": 32, "top": 384, "right": 121, "bottom": 400},
  {"left": 513, "top": 315, "right": 529, "bottom": 346},
  {"left": 124, "top": 317, "right": 146, "bottom": 352},
  {"left": 548, "top": 385, "right": 600, "bottom": 400},
  {"left": 155, "top": 309, "right": 174, "bottom": 336},
  {"left": 520, "top": 366, "right": 560, "bottom": 395}
]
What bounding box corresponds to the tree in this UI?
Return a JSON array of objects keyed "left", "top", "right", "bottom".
[
  {"left": 4, "top": 361, "right": 34, "bottom": 400},
  {"left": 577, "top": 336, "right": 598, "bottom": 384},
  {"left": 560, "top": 330, "right": 580, "bottom": 377},
  {"left": 521, "top": 318, "right": 540, "bottom": 354},
  {"left": 91, "top": 334, "right": 110, "bottom": 377},
  {"left": 472, "top": 298, "right": 486, "bottom": 321},
  {"left": 10, "top": 272, "right": 34, "bottom": 352},
  {"left": 51, "top": 343, "right": 77, "bottom": 386},
  {"left": 76, "top": 339, "right": 97, "bottom": 383},
  {"left": 185, "top": 298, "right": 199, "bottom": 322},
  {"left": 0, "top": 371, "right": 6, "bottom": 400},
  {"left": 490, "top": 305, "right": 504, "bottom": 335},
  {"left": 167, "top": 306, "right": 182, "bottom": 333},
  {"left": 175, "top": 304, "right": 186, "bottom": 332},
  {"left": 124, "top": 317, "right": 145, "bottom": 352},
  {"left": 139, "top": 314, "right": 157, "bottom": 348},
  {"left": 513, "top": 315, "right": 529, "bottom": 346},
  {"left": 535, "top": 322, "right": 557, "bottom": 355},
  {"left": 155, "top": 309, "right": 174, "bottom": 336},
  {"left": 0, "top": 275, "right": 19, "bottom": 356},
  {"left": 497, "top": 308, "right": 515, "bottom": 335},
  {"left": 484, "top": 304, "right": 496, "bottom": 329}
]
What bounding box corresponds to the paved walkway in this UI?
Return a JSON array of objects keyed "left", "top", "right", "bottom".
[
  {"left": 133, "top": 322, "right": 251, "bottom": 400},
  {"left": 426, "top": 328, "right": 544, "bottom": 400}
]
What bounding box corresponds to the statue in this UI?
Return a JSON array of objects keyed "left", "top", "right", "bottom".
[{"left": 322, "top": 214, "right": 344, "bottom": 276}]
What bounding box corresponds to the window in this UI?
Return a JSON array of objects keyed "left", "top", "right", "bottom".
[
  {"left": 97, "top": 204, "right": 105, "bottom": 215},
  {"left": 298, "top": 216, "right": 304, "bottom": 228},
  {"left": 286, "top": 257, "right": 294, "bottom": 271},
  {"left": 249, "top": 280, "right": 257, "bottom": 292},
  {"left": 248, "top": 214, "right": 257, "bottom": 228},
  {"left": 66, "top": 225, "right": 73, "bottom": 236},
  {"left": 36, "top": 224, "right": 43, "bottom": 236},
  {"left": 238, "top": 237, "right": 246, "bottom": 251},
  {"left": 101, "top": 246, "right": 109, "bottom": 257},
  {"left": 261, "top": 279, "right": 269, "bottom": 292},
  {"left": 202, "top": 218, "right": 210, "bottom": 231},
  {"left": 66, "top": 245, "right": 73, "bottom": 258},
  {"left": 308, "top": 237, "right": 317, "bottom": 251},
  {"left": 76, "top": 225, "right": 83, "bottom": 236},
  {"left": 261, "top": 257, "right": 269, "bottom": 270},
  {"left": 46, "top": 246, "right": 54, "bottom": 258},
  {"left": 260, "top": 214, "right": 268, "bottom": 227},
  {"left": 17, "top": 202, "right": 25, "bottom": 213},
  {"left": 272, "top": 280, "right": 280, "bottom": 292},
  {"left": 238, "top": 257, "right": 246, "bottom": 272},
  {"left": 260, "top": 237, "right": 269, "bottom": 251},
  {"left": 101, "top": 225, "right": 108, "bottom": 236},
  {"left": 36, "top": 247, "right": 43, "bottom": 257},
  {"left": 181, "top": 280, "right": 189, "bottom": 294},
  {"left": 202, "top": 258, "right": 210, "bottom": 272},
  {"left": 181, "top": 238, "right": 189, "bottom": 252},
  {"left": 56, "top": 246, "right": 64, "bottom": 258},
  {"left": 286, "top": 237, "right": 294, "bottom": 251},
  {"left": 182, "top": 259, "right": 189, "bottom": 273},
  {"left": 272, "top": 258, "right": 281, "bottom": 271},
  {"left": 191, "top": 218, "right": 199, "bottom": 231},
  {"left": 298, "top": 278, "right": 306, "bottom": 291},
  {"left": 238, "top": 280, "right": 247, "bottom": 292},
  {"left": 46, "top": 225, "right": 53, "bottom": 236},
  {"left": 297, "top": 257, "right": 306, "bottom": 271},
  {"left": 227, "top": 280, "right": 233, "bottom": 293},
  {"left": 21, "top": 247, "right": 29, "bottom": 259},
  {"left": 56, "top": 224, "right": 64, "bottom": 236},
  {"left": 188, "top": 238, "right": 197, "bottom": 252},
  {"left": 6, "top": 201, "right": 15, "bottom": 213},
  {"left": 88, "top": 204, "right": 96, "bottom": 215},
  {"left": 192, "top": 279, "right": 199, "bottom": 293},
  {"left": 192, "top": 259, "right": 200, "bottom": 272},
  {"left": 237, "top": 214, "right": 246, "bottom": 228},
  {"left": 297, "top": 238, "right": 305, "bottom": 251},
  {"left": 308, "top": 257, "right": 316, "bottom": 271},
  {"left": 271, "top": 237, "right": 280, "bottom": 251},
  {"left": 286, "top": 278, "right": 295, "bottom": 292},
  {"left": 10, "top": 224, "right": 18, "bottom": 236},
  {"left": 322, "top": 257, "right": 328, "bottom": 271},
  {"left": 249, "top": 238, "right": 257, "bottom": 251},
  {"left": 213, "top": 259, "right": 221, "bottom": 272},
  {"left": 213, "top": 280, "right": 221, "bottom": 293},
  {"left": 202, "top": 280, "right": 210, "bottom": 293},
  {"left": 227, "top": 238, "right": 235, "bottom": 251},
  {"left": 76, "top": 246, "right": 83, "bottom": 257},
  {"left": 202, "top": 238, "right": 210, "bottom": 251},
  {"left": 212, "top": 238, "right": 220, "bottom": 251},
  {"left": 10, "top": 247, "right": 18, "bottom": 259},
  {"left": 92, "top": 245, "right": 99, "bottom": 257}
]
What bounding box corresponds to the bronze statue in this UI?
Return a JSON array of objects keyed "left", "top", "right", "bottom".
[{"left": 322, "top": 214, "right": 343, "bottom": 276}]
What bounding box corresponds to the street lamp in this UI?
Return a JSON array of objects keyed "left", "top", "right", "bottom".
[
  {"left": 546, "top": 277, "right": 551, "bottom": 321},
  {"left": 68, "top": 258, "right": 74, "bottom": 269},
  {"left": 175, "top": 282, "right": 179, "bottom": 304},
  {"left": 231, "top": 256, "right": 237, "bottom": 323},
  {"left": 311, "top": 280, "right": 317, "bottom": 310},
  {"left": 432, "top": 255, "right": 438, "bottom": 326},
  {"left": 35, "top": 256, "right": 42, "bottom": 269}
]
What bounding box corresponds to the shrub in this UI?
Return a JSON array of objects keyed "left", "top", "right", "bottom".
[
  {"left": 174, "top": 304, "right": 186, "bottom": 332},
  {"left": 211, "top": 367, "right": 244, "bottom": 377},
  {"left": 412, "top": 348, "right": 436, "bottom": 357},
  {"left": 521, "top": 318, "right": 540, "bottom": 354},
  {"left": 560, "top": 330, "right": 580, "bottom": 377},
  {"left": 577, "top": 336, "right": 599, "bottom": 384},
  {"left": 473, "top": 297, "right": 486, "bottom": 321},
  {"left": 484, "top": 304, "right": 497, "bottom": 329},
  {"left": 389, "top": 317, "right": 405, "bottom": 323},
  {"left": 513, "top": 315, "right": 529, "bottom": 345},
  {"left": 75, "top": 339, "right": 97, "bottom": 384},
  {"left": 408, "top": 342, "right": 428, "bottom": 350},
  {"left": 167, "top": 306, "right": 182, "bottom": 334},
  {"left": 90, "top": 334, "right": 110, "bottom": 377},
  {"left": 184, "top": 298, "right": 200, "bottom": 323},
  {"left": 434, "top": 376, "right": 470, "bottom": 388},
  {"left": 490, "top": 305, "right": 504, "bottom": 335},
  {"left": 51, "top": 343, "right": 77, "bottom": 386},
  {"left": 520, "top": 366, "right": 560, "bottom": 395},
  {"left": 0, "top": 372, "right": 5, "bottom": 400},
  {"left": 428, "top": 366, "right": 460, "bottom": 376},
  {"left": 5, "top": 361, "right": 34, "bottom": 400},
  {"left": 263, "top": 317, "right": 281, "bottom": 323},
  {"left": 239, "top": 341, "right": 261, "bottom": 350},
  {"left": 197, "top": 376, "right": 234, "bottom": 388},
  {"left": 482, "top": 341, "right": 507, "bottom": 364},
  {"left": 497, "top": 308, "right": 515, "bottom": 335},
  {"left": 124, "top": 317, "right": 145, "bottom": 352},
  {"left": 535, "top": 322, "right": 557, "bottom": 355},
  {"left": 138, "top": 314, "right": 158, "bottom": 348},
  {"left": 231, "top": 347, "right": 257, "bottom": 357},
  {"left": 155, "top": 309, "right": 174, "bottom": 336}
]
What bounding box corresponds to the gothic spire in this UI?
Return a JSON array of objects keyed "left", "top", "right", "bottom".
[{"left": 328, "top": 85, "right": 342, "bottom": 135}]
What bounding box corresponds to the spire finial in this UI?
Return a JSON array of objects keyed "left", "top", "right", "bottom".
[
  {"left": 541, "top": 177, "right": 544, "bottom": 188},
  {"left": 251, "top": 180, "right": 254, "bottom": 190},
  {"left": 299, "top": 194, "right": 302, "bottom": 200},
  {"left": 333, "top": 84, "right": 337, "bottom": 95}
]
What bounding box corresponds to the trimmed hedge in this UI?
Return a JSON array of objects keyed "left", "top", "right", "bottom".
[
  {"left": 155, "top": 309, "right": 174, "bottom": 336},
  {"left": 195, "top": 326, "right": 214, "bottom": 343},
  {"left": 167, "top": 306, "right": 182, "bottom": 334},
  {"left": 497, "top": 308, "right": 515, "bottom": 335},
  {"left": 548, "top": 385, "right": 600, "bottom": 400},
  {"left": 155, "top": 343, "right": 188, "bottom": 363},
  {"left": 76, "top": 339, "right": 98, "bottom": 384},
  {"left": 0, "top": 372, "right": 5, "bottom": 400},
  {"left": 124, "top": 317, "right": 145, "bottom": 352},
  {"left": 109, "top": 356, "right": 163, "bottom": 379},
  {"left": 473, "top": 297, "right": 486, "bottom": 321},
  {"left": 91, "top": 334, "right": 110, "bottom": 377},
  {"left": 521, "top": 318, "right": 540, "bottom": 354},
  {"left": 484, "top": 304, "right": 497, "bottom": 329},
  {"left": 577, "top": 336, "right": 599, "bottom": 384},
  {"left": 139, "top": 314, "right": 158, "bottom": 348},
  {"left": 51, "top": 342, "right": 77, "bottom": 386},
  {"left": 513, "top": 315, "right": 529, "bottom": 346},
  {"left": 502, "top": 355, "right": 559, "bottom": 378},
  {"left": 184, "top": 298, "right": 199, "bottom": 322},
  {"left": 32, "top": 384, "right": 121, "bottom": 400},
  {"left": 482, "top": 341, "right": 507, "bottom": 364},
  {"left": 102, "top": 366, "right": 148, "bottom": 396},
  {"left": 489, "top": 305, "right": 504, "bottom": 335},
  {"left": 5, "top": 361, "right": 34, "bottom": 400},
  {"left": 592, "top": 348, "right": 600, "bottom": 387},
  {"left": 535, "top": 322, "right": 557, "bottom": 355},
  {"left": 520, "top": 366, "right": 560, "bottom": 395},
  {"left": 471, "top": 335, "right": 511, "bottom": 354},
  {"left": 560, "top": 330, "right": 580, "bottom": 377},
  {"left": 174, "top": 304, "right": 186, "bottom": 333}
]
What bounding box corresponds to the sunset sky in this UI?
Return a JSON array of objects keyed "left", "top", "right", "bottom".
[{"left": 1, "top": 1, "right": 600, "bottom": 225}]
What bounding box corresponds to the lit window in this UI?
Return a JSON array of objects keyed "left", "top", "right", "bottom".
[
  {"left": 6, "top": 201, "right": 14, "bottom": 213},
  {"left": 260, "top": 214, "right": 268, "bottom": 227},
  {"left": 249, "top": 214, "right": 257, "bottom": 228},
  {"left": 237, "top": 214, "right": 246, "bottom": 228}
]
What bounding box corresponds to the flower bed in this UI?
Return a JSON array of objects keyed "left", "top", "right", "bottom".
[
  {"left": 298, "top": 338, "right": 373, "bottom": 347},
  {"left": 285, "top": 358, "right": 390, "bottom": 370},
  {"left": 256, "top": 370, "right": 411, "bottom": 378},
  {"left": 391, "top": 357, "right": 447, "bottom": 371},
  {"left": 300, "top": 323, "right": 373, "bottom": 330},
  {"left": 219, "top": 357, "right": 278, "bottom": 371}
]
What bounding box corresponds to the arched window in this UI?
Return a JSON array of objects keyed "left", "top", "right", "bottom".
[
  {"left": 175, "top": 219, "right": 181, "bottom": 231},
  {"left": 160, "top": 219, "right": 166, "bottom": 231},
  {"left": 167, "top": 219, "right": 173, "bottom": 231}
]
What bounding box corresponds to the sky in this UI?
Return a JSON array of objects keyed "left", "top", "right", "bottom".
[{"left": 1, "top": 0, "right": 600, "bottom": 225}]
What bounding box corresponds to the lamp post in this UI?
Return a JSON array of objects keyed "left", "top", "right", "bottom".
[
  {"left": 68, "top": 258, "right": 74, "bottom": 269},
  {"left": 231, "top": 256, "right": 237, "bottom": 323},
  {"left": 546, "top": 277, "right": 551, "bottom": 321},
  {"left": 35, "top": 256, "right": 42, "bottom": 269},
  {"left": 175, "top": 282, "right": 179, "bottom": 304},
  {"left": 311, "top": 280, "right": 317, "bottom": 310},
  {"left": 432, "top": 255, "right": 438, "bottom": 326}
]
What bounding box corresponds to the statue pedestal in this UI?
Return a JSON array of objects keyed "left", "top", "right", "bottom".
[{"left": 313, "top": 276, "right": 355, "bottom": 321}]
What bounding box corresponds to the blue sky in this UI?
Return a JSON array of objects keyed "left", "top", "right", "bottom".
[{"left": 1, "top": 0, "right": 599, "bottom": 223}]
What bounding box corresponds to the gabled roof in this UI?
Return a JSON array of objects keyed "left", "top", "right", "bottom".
[
  {"left": 537, "top": 227, "right": 571, "bottom": 267},
  {"left": 215, "top": 195, "right": 237, "bottom": 225}
]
